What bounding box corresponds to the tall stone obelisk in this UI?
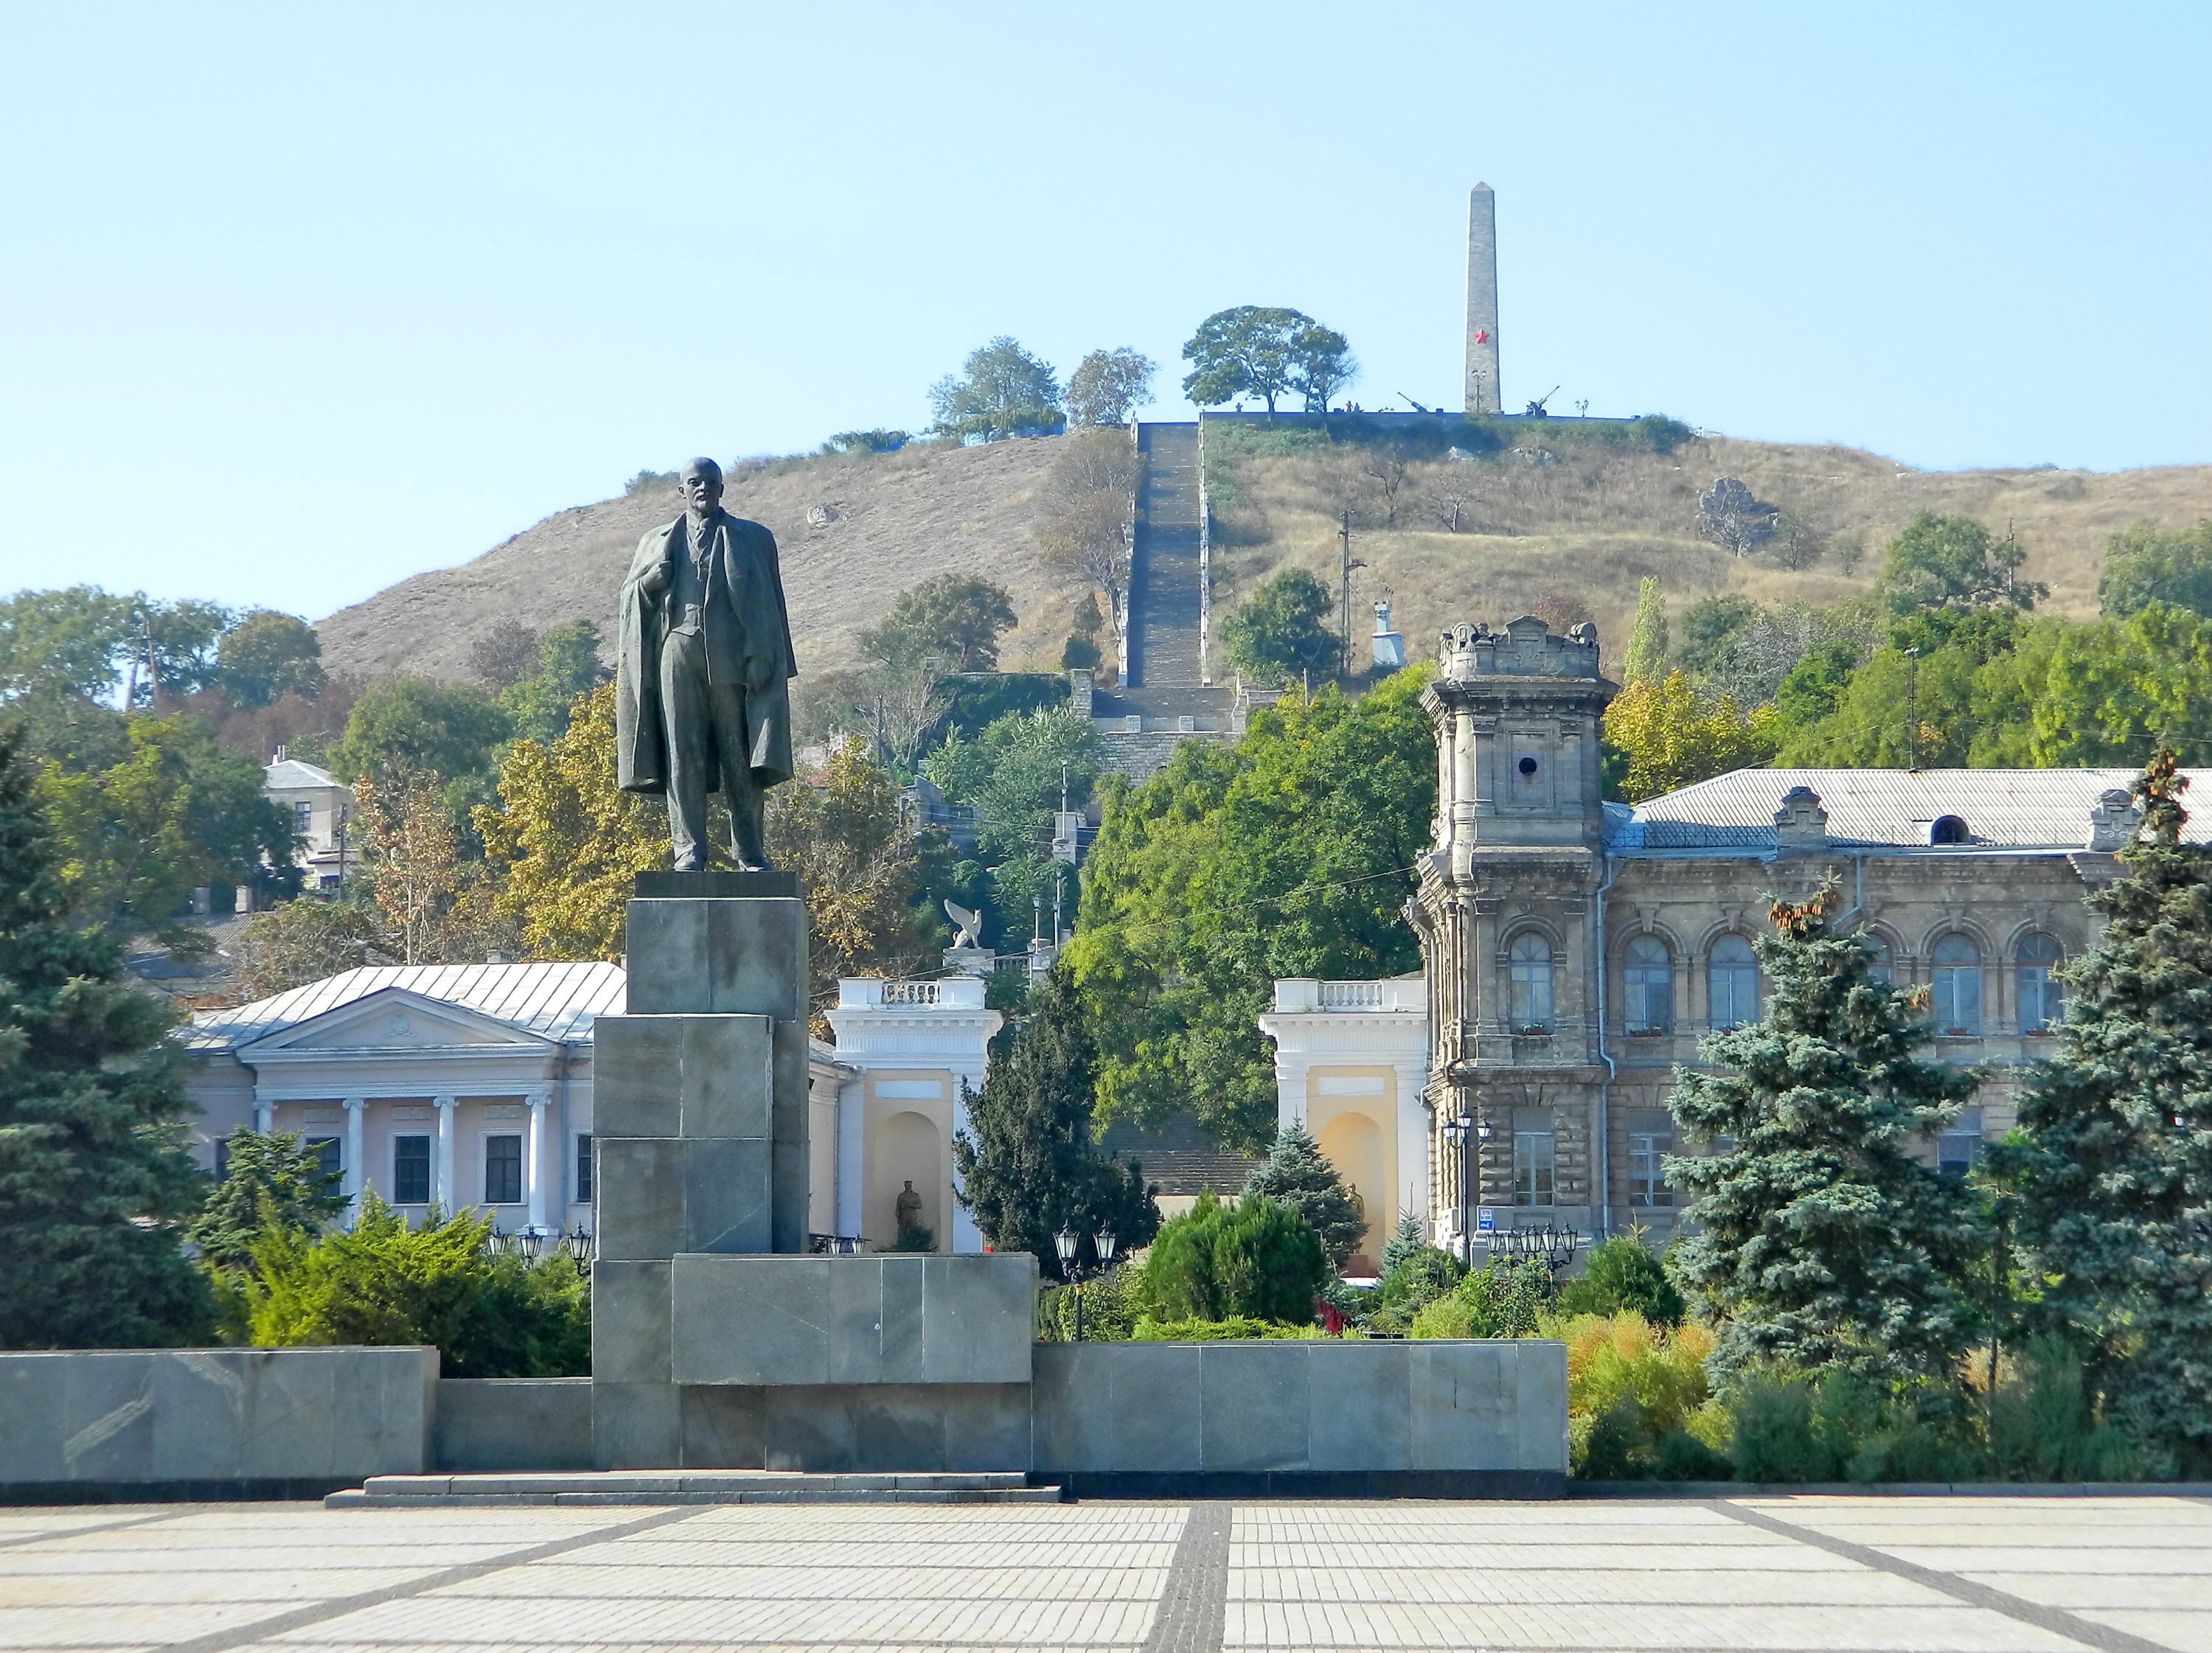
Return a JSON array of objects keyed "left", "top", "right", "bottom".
[{"left": 1464, "top": 184, "right": 1500, "bottom": 415}]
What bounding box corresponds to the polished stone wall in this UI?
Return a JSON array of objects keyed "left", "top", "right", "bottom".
[{"left": 0, "top": 1347, "right": 437, "bottom": 1497}]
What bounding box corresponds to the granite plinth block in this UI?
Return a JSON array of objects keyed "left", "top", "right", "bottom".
[
  {"left": 0, "top": 1348, "right": 437, "bottom": 1489},
  {"left": 592, "top": 1380, "right": 681, "bottom": 1470},
  {"left": 625, "top": 897, "right": 807, "bottom": 1019},
  {"left": 634, "top": 870, "right": 800, "bottom": 900},
  {"left": 594, "top": 1136, "right": 772, "bottom": 1259},
  {"left": 436, "top": 1379, "right": 592, "bottom": 1472},
  {"left": 1029, "top": 1338, "right": 1568, "bottom": 1478},
  {"left": 594, "top": 1015, "right": 775, "bottom": 1141},
  {"left": 590, "top": 1260, "right": 671, "bottom": 1385},
  {"left": 679, "top": 1383, "right": 1032, "bottom": 1472},
  {"left": 669, "top": 1254, "right": 1037, "bottom": 1387}
]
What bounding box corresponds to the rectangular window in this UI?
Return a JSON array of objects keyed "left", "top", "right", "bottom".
[
  {"left": 574, "top": 1134, "right": 593, "bottom": 1203},
  {"left": 1938, "top": 1107, "right": 1985, "bottom": 1179},
  {"left": 1627, "top": 1110, "right": 1674, "bottom": 1208},
  {"left": 293, "top": 800, "right": 313, "bottom": 835},
  {"left": 392, "top": 1135, "right": 431, "bottom": 1205},
  {"left": 1513, "top": 1109, "right": 1556, "bottom": 1208},
  {"left": 484, "top": 1135, "right": 524, "bottom": 1205},
  {"left": 305, "top": 1135, "right": 341, "bottom": 1181},
  {"left": 213, "top": 1138, "right": 232, "bottom": 1180}
]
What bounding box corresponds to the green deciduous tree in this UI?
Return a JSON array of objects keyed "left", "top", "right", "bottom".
[
  {"left": 1181, "top": 307, "right": 1354, "bottom": 415},
  {"left": 858, "top": 576, "right": 1019, "bottom": 673},
  {"left": 1218, "top": 568, "right": 1338, "bottom": 688},
  {"left": 1069, "top": 669, "right": 1433, "bottom": 1149},
  {"left": 1289, "top": 321, "right": 1356, "bottom": 413},
  {"left": 234, "top": 898, "right": 390, "bottom": 999},
  {"left": 1601, "top": 669, "right": 1777, "bottom": 804},
  {"left": 1989, "top": 752, "right": 2212, "bottom": 1475},
  {"left": 1241, "top": 1122, "right": 1367, "bottom": 1271},
  {"left": 1877, "top": 512, "right": 2047, "bottom": 617},
  {"left": 952, "top": 970, "right": 1159, "bottom": 1281},
  {"left": 0, "top": 586, "right": 138, "bottom": 702},
  {"left": 216, "top": 611, "right": 326, "bottom": 709},
  {"left": 186, "top": 1130, "right": 347, "bottom": 1273},
  {"left": 928, "top": 336, "right": 1065, "bottom": 442},
  {"left": 497, "top": 619, "right": 607, "bottom": 746},
  {"left": 1622, "top": 577, "right": 1669, "bottom": 684},
  {"left": 1665, "top": 881, "right": 1986, "bottom": 1385},
  {"left": 2098, "top": 518, "right": 2212, "bottom": 620},
  {"left": 35, "top": 713, "right": 302, "bottom": 947},
  {"left": 1139, "top": 1191, "right": 1326, "bottom": 1325},
  {"left": 333, "top": 677, "right": 510, "bottom": 786},
  {"left": 1065, "top": 348, "right": 1157, "bottom": 426},
  {"left": 0, "top": 723, "right": 215, "bottom": 1348}
]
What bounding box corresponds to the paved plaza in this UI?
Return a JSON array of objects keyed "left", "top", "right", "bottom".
[{"left": 0, "top": 1495, "right": 2207, "bottom": 1653}]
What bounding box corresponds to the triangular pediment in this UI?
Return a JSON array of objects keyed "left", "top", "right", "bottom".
[{"left": 242, "top": 986, "right": 552, "bottom": 1056}]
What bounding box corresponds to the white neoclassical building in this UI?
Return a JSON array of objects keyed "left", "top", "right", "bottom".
[
  {"left": 1258, "top": 975, "right": 1430, "bottom": 1276},
  {"left": 186, "top": 964, "right": 1001, "bottom": 1252}
]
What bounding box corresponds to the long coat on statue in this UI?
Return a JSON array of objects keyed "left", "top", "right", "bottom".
[{"left": 614, "top": 512, "right": 798, "bottom": 796}]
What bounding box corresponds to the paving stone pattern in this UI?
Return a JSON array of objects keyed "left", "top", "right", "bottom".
[{"left": 0, "top": 1495, "right": 2208, "bottom": 1652}]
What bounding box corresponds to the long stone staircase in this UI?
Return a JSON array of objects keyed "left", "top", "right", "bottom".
[{"left": 1093, "top": 422, "right": 1234, "bottom": 781}]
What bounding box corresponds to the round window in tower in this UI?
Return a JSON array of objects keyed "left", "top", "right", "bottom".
[{"left": 1517, "top": 756, "right": 1540, "bottom": 776}]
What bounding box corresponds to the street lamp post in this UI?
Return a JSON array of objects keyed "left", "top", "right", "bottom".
[
  {"left": 1441, "top": 1112, "right": 1492, "bottom": 1267},
  {"left": 1053, "top": 1225, "right": 1118, "bottom": 1340}
]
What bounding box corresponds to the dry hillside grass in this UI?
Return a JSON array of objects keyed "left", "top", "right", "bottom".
[
  {"left": 1208, "top": 431, "right": 2212, "bottom": 662},
  {"left": 315, "top": 438, "right": 1091, "bottom": 685},
  {"left": 317, "top": 425, "right": 2212, "bottom": 690}
]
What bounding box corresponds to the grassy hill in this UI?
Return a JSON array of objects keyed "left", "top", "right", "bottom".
[
  {"left": 1203, "top": 422, "right": 2212, "bottom": 667},
  {"left": 315, "top": 424, "right": 2212, "bottom": 691}
]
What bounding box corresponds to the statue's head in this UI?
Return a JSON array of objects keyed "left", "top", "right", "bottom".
[{"left": 680, "top": 457, "right": 724, "bottom": 515}]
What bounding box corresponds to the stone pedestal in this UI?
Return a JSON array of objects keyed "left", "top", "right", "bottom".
[{"left": 593, "top": 877, "right": 811, "bottom": 1469}]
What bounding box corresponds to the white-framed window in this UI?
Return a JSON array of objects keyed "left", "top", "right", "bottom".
[
  {"left": 1708, "top": 936, "right": 1759, "bottom": 1030},
  {"left": 2017, "top": 933, "right": 2064, "bottom": 1033},
  {"left": 1513, "top": 1110, "right": 1555, "bottom": 1207},
  {"left": 1509, "top": 933, "right": 1554, "bottom": 1032},
  {"left": 1939, "top": 1106, "right": 1985, "bottom": 1177},
  {"left": 1622, "top": 935, "right": 1672, "bottom": 1034},
  {"left": 392, "top": 1135, "right": 431, "bottom": 1205},
  {"left": 292, "top": 800, "right": 313, "bottom": 837},
  {"left": 305, "top": 1134, "right": 342, "bottom": 1180},
  {"left": 483, "top": 1134, "right": 524, "bottom": 1205},
  {"left": 1931, "top": 934, "right": 1983, "bottom": 1037},
  {"left": 1627, "top": 1110, "right": 1674, "bottom": 1208}
]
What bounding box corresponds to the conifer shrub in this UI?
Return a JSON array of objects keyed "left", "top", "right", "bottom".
[
  {"left": 1556, "top": 1233, "right": 1685, "bottom": 1326},
  {"left": 1037, "top": 1258, "right": 1142, "bottom": 1342},
  {"left": 1130, "top": 1316, "right": 1327, "bottom": 1341},
  {"left": 1139, "top": 1192, "right": 1326, "bottom": 1326}
]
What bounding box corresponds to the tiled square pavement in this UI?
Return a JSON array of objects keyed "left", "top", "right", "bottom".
[{"left": 0, "top": 1495, "right": 2205, "bottom": 1652}]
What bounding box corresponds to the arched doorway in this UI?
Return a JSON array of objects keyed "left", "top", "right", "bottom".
[
  {"left": 870, "top": 1110, "right": 942, "bottom": 1251},
  {"left": 1315, "top": 1111, "right": 1387, "bottom": 1273}
]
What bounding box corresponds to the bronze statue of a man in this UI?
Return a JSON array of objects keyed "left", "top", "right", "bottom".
[{"left": 614, "top": 458, "right": 797, "bottom": 871}]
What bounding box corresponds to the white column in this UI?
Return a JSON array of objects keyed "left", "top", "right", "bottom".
[
  {"left": 835, "top": 1079, "right": 864, "bottom": 1242},
  {"left": 434, "top": 1097, "right": 456, "bottom": 1213},
  {"left": 253, "top": 1098, "right": 274, "bottom": 1135},
  {"left": 343, "top": 1097, "right": 366, "bottom": 1224},
  {"left": 526, "top": 1093, "right": 550, "bottom": 1233}
]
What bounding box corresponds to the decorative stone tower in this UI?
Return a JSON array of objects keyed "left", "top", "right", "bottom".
[
  {"left": 1464, "top": 184, "right": 1501, "bottom": 416},
  {"left": 1408, "top": 619, "right": 1616, "bottom": 1243}
]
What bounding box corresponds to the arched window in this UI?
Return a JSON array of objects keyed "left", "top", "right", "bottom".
[
  {"left": 1863, "top": 936, "right": 1894, "bottom": 986},
  {"left": 2017, "top": 933, "right": 2065, "bottom": 1034},
  {"left": 1509, "top": 933, "right": 1554, "bottom": 1032},
  {"left": 1708, "top": 935, "right": 1759, "bottom": 1031},
  {"left": 1931, "top": 934, "right": 1983, "bottom": 1036},
  {"left": 1622, "top": 935, "right": 1672, "bottom": 1034},
  {"left": 1930, "top": 815, "right": 1970, "bottom": 845}
]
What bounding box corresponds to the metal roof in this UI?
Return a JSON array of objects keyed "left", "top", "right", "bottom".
[
  {"left": 188, "top": 961, "right": 626, "bottom": 1052},
  {"left": 264, "top": 757, "right": 341, "bottom": 791},
  {"left": 1613, "top": 768, "right": 2212, "bottom": 854}
]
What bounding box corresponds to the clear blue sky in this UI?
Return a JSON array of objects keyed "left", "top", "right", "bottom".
[{"left": 1, "top": 1, "right": 2205, "bottom": 623}]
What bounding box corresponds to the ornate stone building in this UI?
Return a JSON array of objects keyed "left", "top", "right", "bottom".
[{"left": 1264, "top": 616, "right": 2210, "bottom": 1260}]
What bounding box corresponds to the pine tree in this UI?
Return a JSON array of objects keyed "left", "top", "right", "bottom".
[
  {"left": 1378, "top": 1210, "right": 1427, "bottom": 1276},
  {"left": 0, "top": 723, "right": 213, "bottom": 1347},
  {"left": 1991, "top": 751, "right": 2212, "bottom": 1474},
  {"left": 953, "top": 969, "right": 1159, "bottom": 1281},
  {"left": 186, "top": 1128, "right": 347, "bottom": 1273},
  {"left": 1242, "top": 1121, "right": 1368, "bottom": 1270},
  {"left": 1666, "top": 879, "right": 1986, "bottom": 1384},
  {"left": 1623, "top": 575, "right": 1670, "bottom": 684}
]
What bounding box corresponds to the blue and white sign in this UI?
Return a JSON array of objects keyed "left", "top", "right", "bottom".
[{"left": 1475, "top": 1206, "right": 1496, "bottom": 1234}]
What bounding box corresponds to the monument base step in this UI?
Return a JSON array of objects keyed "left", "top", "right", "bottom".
[{"left": 327, "top": 1470, "right": 1064, "bottom": 1507}]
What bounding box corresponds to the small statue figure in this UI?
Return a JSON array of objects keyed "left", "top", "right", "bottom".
[
  {"left": 614, "top": 458, "right": 798, "bottom": 871},
  {"left": 895, "top": 1180, "right": 923, "bottom": 1233}
]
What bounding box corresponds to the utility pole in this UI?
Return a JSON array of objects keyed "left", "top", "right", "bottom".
[{"left": 1903, "top": 647, "right": 1921, "bottom": 768}]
